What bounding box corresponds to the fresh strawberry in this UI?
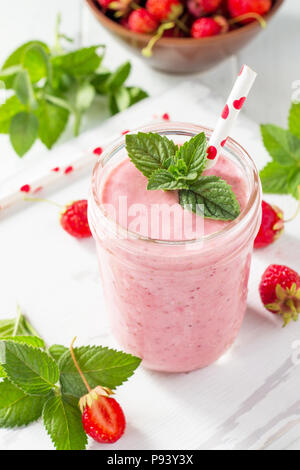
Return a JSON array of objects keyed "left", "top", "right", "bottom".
[
  {"left": 96, "top": 0, "right": 112, "bottom": 8},
  {"left": 259, "top": 265, "right": 300, "bottom": 327},
  {"left": 191, "top": 17, "right": 222, "bottom": 38},
  {"left": 128, "top": 8, "right": 159, "bottom": 34},
  {"left": 146, "top": 0, "right": 183, "bottom": 22},
  {"left": 254, "top": 200, "right": 284, "bottom": 249},
  {"left": 187, "top": 0, "right": 222, "bottom": 17},
  {"left": 60, "top": 200, "right": 92, "bottom": 239},
  {"left": 227, "top": 0, "right": 272, "bottom": 23},
  {"left": 70, "top": 338, "right": 126, "bottom": 445},
  {"left": 81, "top": 387, "right": 126, "bottom": 444}
]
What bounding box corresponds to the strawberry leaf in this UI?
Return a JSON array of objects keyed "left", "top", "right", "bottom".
[
  {"left": 43, "top": 393, "right": 87, "bottom": 450},
  {"left": 0, "top": 379, "right": 46, "bottom": 428},
  {"left": 59, "top": 346, "right": 141, "bottom": 398},
  {"left": 260, "top": 161, "right": 293, "bottom": 195},
  {"left": 261, "top": 124, "right": 300, "bottom": 166},
  {"left": 48, "top": 344, "right": 68, "bottom": 363},
  {"left": 289, "top": 102, "right": 300, "bottom": 140},
  {"left": 0, "top": 341, "right": 59, "bottom": 396}
]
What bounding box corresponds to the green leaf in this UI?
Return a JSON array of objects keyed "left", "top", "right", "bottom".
[
  {"left": 288, "top": 169, "right": 300, "bottom": 199},
  {"left": 289, "top": 102, "right": 300, "bottom": 139},
  {"left": 59, "top": 346, "right": 141, "bottom": 398},
  {"left": 49, "top": 345, "right": 68, "bottom": 363},
  {"left": 0, "top": 313, "right": 39, "bottom": 338},
  {"left": 75, "top": 82, "right": 95, "bottom": 113},
  {"left": 13, "top": 70, "right": 35, "bottom": 107},
  {"left": 0, "top": 95, "right": 25, "bottom": 134},
  {"left": 147, "top": 169, "right": 189, "bottom": 190},
  {"left": 91, "top": 69, "right": 111, "bottom": 95},
  {"left": 259, "top": 161, "right": 293, "bottom": 195},
  {"left": 1, "top": 41, "right": 49, "bottom": 88},
  {"left": 175, "top": 132, "right": 208, "bottom": 177},
  {"left": 1, "top": 336, "right": 45, "bottom": 349},
  {"left": 35, "top": 99, "right": 69, "bottom": 149},
  {"left": 105, "top": 62, "right": 131, "bottom": 91},
  {"left": 112, "top": 87, "right": 131, "bottom": 113},
  {"left": 127, "top": 86, "right": 148, "bottom": 106},
  {"left": 0, "top": 65, "right": 22, "bottom": 88},
  {"left": 125, "top": 132, "right": 178, "bottom": 178},
  {"left": 179, "top": 175, "right": 241, "bottom": 221},
  {"left": 43, "top": 393, "right": 87, "bottom": 450},
  {"left": 0, "top": 379, "right": 46, "bottom": 428},
  {"left": 22, "top": 44, "right": 51, "bottom": 84},
  {"left": 10, "top": 111, "right": 39, "bottom": 156},
  {"left": 261, "top": 124, "right": 300, "bottom": 165},
  {"left": 51, "top": 46, "right": 103, "bottom": 77},
  {"left": 0, "top": 341, "right": 59, "bottom": 396}
]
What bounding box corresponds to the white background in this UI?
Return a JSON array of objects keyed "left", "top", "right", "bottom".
[{"left": 0, "top": 0, "right": 300, "bottom": 451}]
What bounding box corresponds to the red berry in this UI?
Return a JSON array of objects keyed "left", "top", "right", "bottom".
[
  {"left": 259, "top": 265, "right": 300, "bottom": 327},
  {"left": 214, "top": 15, "right": 229, "bottom": 34},
  {"left": 254, "top": 201, "right": 284, "bottom": 249},
  {"left": 96, "top": 0, "right": 112, "bottom": 8},
  {"left": 187, "top": 0, "right": 222, "bottom": 17},
  {"left": 81, "top": 389, "right": 126, "bottom": 444},
  {"left": 146, "top": 0, "right": 183, "bottom": 22},
  {"left": 191, "top": 17, "right": 222, "bottom": 38},
  {"left": 60, "top": 200, "right": 92, "bottom": 239},
  {"left": 128, "top": 8, "right": 158, "bottom": 34},
  {"left": 228, "top": 0, "right": 272, "bottom": 23}
]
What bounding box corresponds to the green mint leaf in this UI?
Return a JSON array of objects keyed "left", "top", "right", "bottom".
[
  {"left": 10, "top": 111, "right": 39, "bottom": 157},
  {"left": 22, "top": 43, "right": 52, "bottom": 84},
  {"left": 289, "top": 102, "right": 300, "bottom": 139},
  {"left": 127, "top": 86, "right": 149, "bottom": 106},
  {"left": 126, "top": 132, "right": 178, "bottom": 178},
  {"left": 261, "top": 124, "right": 300, "bottom": 166},
  {"left": 0, "top": 341, "right": 59, "bottom": 396},
  {"left": 288, "top": 169, "right": 300, "bottom": 199},
  {"left": 43, "top": 393, "right": 87, "bottom": 451},
  {"left": 1, "top": 41, "right": 49, "bottom": 88},
  {"left": 52, "top": 46, "right": 103, "bottom": 77},
  {"left": 0, "top": 379, "right": 46, "bottom": 428},
  {"left": 35, "top": 99, "right": 69, "bottom": 149},
  {"left": 13, "top": 70, "right": 35, "bottom": 107},
  {"left": 109, "top": 87, "right": 131, "bottom": 115},
  {"left": 0, "top": 65, "right": 22, "bottom": 88},
  {"left": 259, "top": 161, "right": 293, "bottom": 195},
  {"left": 91, "top": 69, "right": 111, "bottom": 95},
  {"left": 59, "top": 346, "right": 141, "bottom": 398},
  {"left": 105, "top": 61, "right": 131, "bottom": 91},
  {"left": 179, "top": 175, "right": 241, "bottom": 221},
  {"left": 48, "top": 345, "right": 68, "bottom": 363},
  {"left": 0, "top": 95, "right": 25, "bottom": 134},
  {"left": 175, "top": 132, "right": 208, "bottom": 178},
  {"left": 147, "top": 169, "right": 189, "bottom": 190},
  {"left": 75, "top": 82, "right": 95, "bottom": 113}
]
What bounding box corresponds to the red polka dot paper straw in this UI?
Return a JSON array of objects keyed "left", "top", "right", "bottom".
[{"left": 206, "top": 64, "right": 257, "bottom": 169}]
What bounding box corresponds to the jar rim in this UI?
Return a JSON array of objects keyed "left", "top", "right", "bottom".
[{"left": 90, "top": 122, "right": 261, "bottom": 246}]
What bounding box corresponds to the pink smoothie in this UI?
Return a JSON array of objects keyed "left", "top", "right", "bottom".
[{"left": 89, "top": 131, "right": 261, "bottom": 372}]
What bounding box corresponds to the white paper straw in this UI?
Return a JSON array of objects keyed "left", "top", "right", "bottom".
[{"left": 206, "top": 64, "right": 257, "bottom": 169}]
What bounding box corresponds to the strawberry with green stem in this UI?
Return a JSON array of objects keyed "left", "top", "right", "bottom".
[{"left": 70, "top": 338, "right": 126, "bottom": 444}]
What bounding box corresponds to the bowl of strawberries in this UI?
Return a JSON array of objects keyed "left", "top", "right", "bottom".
[{"left": 86, "top": 0, "right": 284, "bottom": 73}]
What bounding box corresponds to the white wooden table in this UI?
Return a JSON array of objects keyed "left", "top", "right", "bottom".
[{"left": 0, "top": 0, "right": 300, "bottom": 451}]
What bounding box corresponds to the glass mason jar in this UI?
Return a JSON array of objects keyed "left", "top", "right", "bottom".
[{"left": 88, "top": 123, "right": 262, "bottom": 373}]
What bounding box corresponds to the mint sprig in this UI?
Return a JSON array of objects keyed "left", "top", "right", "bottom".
[
  {"left": 0, "top": 311, "right": 141, "bottom": 450},
  {"left": 0, "top": 17, "right": 148, "bottom": 157},
  {"left": 260, "top": 102, "right": 300, "bottom": 199},
  {"left": 125, "top": 132, "right": 240, "bottom": 221}
]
